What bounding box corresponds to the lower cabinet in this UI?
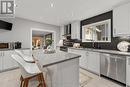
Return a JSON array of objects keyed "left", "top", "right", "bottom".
[
  {"left": 126, "top": 57, "right": 130, "bottom": 86},
  {"left": 68, "top": 48, "right": 100, "bottom": 74},
  {"left": 0, "top": 50, "right": 19, "bottom": 72},
  {"left": 3, "top": 51, "right": 18, "bottom": 70},
  {"left": 68, "top": 48, "right": 88, "bottom": 70},
  {"left": 87, "top": 51, "right": 100, "bottom": 74},
  {"left": 0, "top": 53, "right": 3, "bottom": 72}
]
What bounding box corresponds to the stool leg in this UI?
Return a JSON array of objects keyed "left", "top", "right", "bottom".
[
  {"left": 37, "top": 75, "right": 42, "bottom": 87},
  {"left": 25, "top": 79, "right": 29, "bottom": 87},
  {"left": 20, "top": 80, "right": 23, "bottom": 87},
  {"left": 20, "top": 76, "right": 24, "bottom": 87},
  {"left": 23, "top": 80, "right": 26, "bottom": 87},
  {"left": 23, "top": 79, "right": 29, "bottom": 87},
  {"left": 41, "top": 74, "right": 46, "bottom": 87}
]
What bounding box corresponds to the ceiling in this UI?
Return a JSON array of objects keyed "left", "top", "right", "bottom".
[
  {"left": 32, "top": 30, "right": 50, "bottom": 37},
  {"left": 15, "top": 0, "right": 128, "bottom": 26}
]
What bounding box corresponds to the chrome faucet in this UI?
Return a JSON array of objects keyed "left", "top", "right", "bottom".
[{"left": 92, "top": 42, "right": 95, "bottom": 48}]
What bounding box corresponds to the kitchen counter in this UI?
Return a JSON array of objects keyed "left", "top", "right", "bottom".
[
  {"left": 69, "top": 47, "right": 130, "bottom": 56},
  {"left": 33, "top": 50, "right": 81, "bottom": 67},
  {"left": 33, "top": 50, "right": 80, "bottom": 87},
  {"left": 0, "top": 48, "right": 30, "bottom": 51}
]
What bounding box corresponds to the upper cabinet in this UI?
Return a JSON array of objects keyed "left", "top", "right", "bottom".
[
  {"left": 113, "top": 3, "right": 130, "bottom": 37},
  {"left": 64, "top": 24, "right": 71, "bottom": 36},
  {"left": 71, "top": 21, "right": 80, "bottom": 40},
  {"left": 60, "top": 26, "right": 64, "bottom": 39},
  {"left": 82, "top": 19, "right": 111, "bottom": 42},
  {"left": 60, "top": 21, "right": 80, "bottom": 40}
]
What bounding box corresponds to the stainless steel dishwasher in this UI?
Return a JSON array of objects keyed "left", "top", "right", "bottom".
[{"left": 100, "top": 53, "right": 126, "bottom": 84}]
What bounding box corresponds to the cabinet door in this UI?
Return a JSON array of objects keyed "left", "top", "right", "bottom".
[
  {"left": 71, "top": 21, "right": 80, "bottom": 39},
  {"left": 113, "top": 3, "right": 130, "bottom": 37},
  {"left": 68, "top": 49, "right": 88, "bottom": 70},
  {"left": 0, "top": 52, "right": 3, "bottom": 71},
  {"left": 3, "top": 51, "right": 18, "bottom": 70},
  {"left": 79, "top": 51, "right": 88, "bottom": 70},
  {"left": 87, "top": 51, "right": 100, "bottom": 74},
  {"left": 60, "top": 26, "right": 64, "bottom": 39},
  {"left": 127, "top": 57, "right": 130, "bottom": 86}
]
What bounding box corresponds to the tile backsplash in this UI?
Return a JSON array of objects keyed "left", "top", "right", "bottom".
[{"left": 81, "top": 37, "right": 130, "bottom": 51}]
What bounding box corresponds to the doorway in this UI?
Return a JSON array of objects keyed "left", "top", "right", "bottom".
[{"left": 31, "top": 28, "right": 56, "bottom": 50}]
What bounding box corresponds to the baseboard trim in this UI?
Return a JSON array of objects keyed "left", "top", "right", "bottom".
[{"left": 80, "top": 67, "right": 100, "bottom": 76}]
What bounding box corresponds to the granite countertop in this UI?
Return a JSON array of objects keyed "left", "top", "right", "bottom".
[
  {"left": 33, "top": 50, "right": 81, "bottom": 67},
  {"left": 69, "top": 47, "right": 130, "bottom": 56},
  {"left": 0, "top": 48, "right": 30, "bottom": 51}
]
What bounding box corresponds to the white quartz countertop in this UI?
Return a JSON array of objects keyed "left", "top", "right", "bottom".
[
  {"left": 33, "top": 50, "right": 81, "bottom": 67},
  {"left": 69, "top": 47, "right": 130, "bottom": 56}
]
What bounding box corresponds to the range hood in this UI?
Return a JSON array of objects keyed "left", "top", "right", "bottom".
[{"left": 0, "top": 20, "right": 13, "bottom": 31}]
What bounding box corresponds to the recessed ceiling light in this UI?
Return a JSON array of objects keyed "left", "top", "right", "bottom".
[{"left": 50, "top": 3, "right": 54, "bottom": 7}]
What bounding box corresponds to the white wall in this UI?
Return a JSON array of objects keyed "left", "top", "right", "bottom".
[{"left": 0, "top": 17, "right": 60, "bottom": 48}]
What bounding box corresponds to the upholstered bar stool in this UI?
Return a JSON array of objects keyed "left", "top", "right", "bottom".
[{"left": 11, "top": 54, "right": 46, "bottom": 87}]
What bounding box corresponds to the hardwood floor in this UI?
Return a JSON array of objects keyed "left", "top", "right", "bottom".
[{"left": 0, "top": 69, "right": 124, "bottom": 87}]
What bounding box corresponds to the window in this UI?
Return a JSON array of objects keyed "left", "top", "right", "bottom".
[{"left": 82, "top": 19, "right": 111, "bottom": 42}]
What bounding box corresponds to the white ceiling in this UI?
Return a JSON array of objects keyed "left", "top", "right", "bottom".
[{"left": 15, "top": 0, "right": 129, "bottom": 26}]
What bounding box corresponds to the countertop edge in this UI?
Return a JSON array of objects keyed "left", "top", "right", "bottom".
[
  {"left": 68, "top": 47, "right": 130, "bottom": 56},
  {"left": 42, "top": 55, "right": 81, "bottom": 67}
]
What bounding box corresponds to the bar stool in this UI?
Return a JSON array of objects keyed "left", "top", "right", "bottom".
[
  {"left": 14, "top": 50, "right": 35, "bottom": 63},
  {"left": 11, "top": 54, "right": 46, "bottom": 87}
]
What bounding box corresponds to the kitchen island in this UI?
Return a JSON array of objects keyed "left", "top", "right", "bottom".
[{"left": 33, "top": 50, "right": 81, "bottom": 87}]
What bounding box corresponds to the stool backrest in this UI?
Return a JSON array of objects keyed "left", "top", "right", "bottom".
[
  {"left": 11, "top": 54, "right": 41, "bottom": 74},
  {"left": 14, "top": 50, "right": 35, "bottom": 63}
]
